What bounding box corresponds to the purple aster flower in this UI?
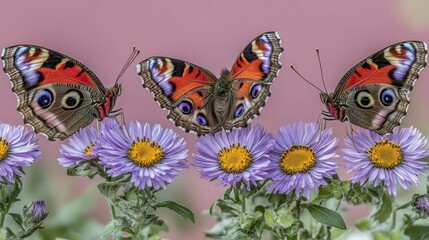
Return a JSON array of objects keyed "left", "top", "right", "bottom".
[
  {"left": 265, "top": 122, "right": 339, "bottom": 199},
  {"left": 58, "top": 127, "right": 98, "bottom": 167},
  {"left": 412, "top": 194, "right": 429, "bottom": 218},
  {"left": 192, "top": 125, "right": 273, "bottom": 190},
  {"left": 29, "top": 200, "right": 47, "bottom": 222},
  {"left": 0, "top": 123, "right": 41, "bottom": 183},
  {"left": 98, "top": 120, "right": 188, "bottom": 190},
  {"left": 343, "top": 127, "right": 429, "bottom": 195}
]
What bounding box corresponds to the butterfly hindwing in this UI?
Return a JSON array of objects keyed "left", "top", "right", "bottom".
[{"left": 2, "top": 45, "right": 108, "bottom": 140}]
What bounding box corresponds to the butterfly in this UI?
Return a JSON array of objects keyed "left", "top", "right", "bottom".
[
  {"left": 136, "top": 32, "right": 283, "bottom": 135},
  {"left": 1, "top": 45, "right": 138, "bottom": 141},
  {"left": 320, "top": 41, "right": 428, "bottom": 135}
]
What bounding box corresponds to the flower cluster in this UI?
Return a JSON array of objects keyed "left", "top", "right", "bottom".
[
  {"left": 57, "top": 119, "right": 192, "bottom": 238},
  {"left": 193, "top": 122, "right": 340, "bottom": 198},
  {"left": 343, "top": 127, "right": 428, "bottom": 195},
  {"left": 0, "top": 123, "right": 47, "bottom": 239},
  {"left": 59, "top": 119, "right": 189, "bottom": 190},
  {"left": 194, "top": 123, "right": 429, "bottom": 198},
  {"left": 195, "top": 124, "right": 429, "bottom": 239}
]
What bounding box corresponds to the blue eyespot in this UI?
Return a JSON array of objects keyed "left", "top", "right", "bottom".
[
  {"left": 36, "top": 89, "right": 53, "bottom": 109},
  {"left": 197, "top": 113, "right": 208, "bottom": 126},
  {"left": 380, "top": 89, "right": 395, "bottom": 106},
  {"left": 250, "top": 84, "right": 262, "bottom": 99},
  {"left": 179, "top": 101, "right": 192, "bottom": 115},
  {"left": 234, "top": 104, "right": 245, "bottom": 118}
]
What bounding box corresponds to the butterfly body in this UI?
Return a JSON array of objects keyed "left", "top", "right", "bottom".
[
  {"left": 137, "top": 32, "right": 283, "bottom": 135},
  {"left": 2, "top": 45, "right": 122, "bottom": 140},
  {"left": 321, "top": 41, "right": 427, "bottom": 135}
]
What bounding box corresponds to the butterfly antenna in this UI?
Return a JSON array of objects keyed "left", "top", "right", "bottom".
[
  {"left": 316, "top": 48, "right": 328, "bottom": 93},
  {"left": 115, "top": 46, "right": 140, "bottom": 85},
  {"left": 290, "top": 65, "right": 325, "bottom": 93}
]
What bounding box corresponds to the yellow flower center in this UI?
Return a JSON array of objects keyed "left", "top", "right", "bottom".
[
  {"left": 0, "top": 138, "right": 9, "bottom": 162},
  {"left": 368, "top": 140, "right": 403, "bottom": 169},
  {"left": 128, "top": 138, "right": 164, "bottom": 167},
  {"left": 85, "top": 143, "right": 95, "bottom": 156},
  {"left": 280, "top": 145, "right": 316, "bottom": 174},
  {"left": 218, "top": 145, "right": 252, "bottom": 173}
]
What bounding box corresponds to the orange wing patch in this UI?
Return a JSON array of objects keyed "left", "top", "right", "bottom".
[
  {"left": 231, "top": 57, "right": 264, "bottom": 81},
  {"left": 236, "top": 81, "right": 252, "bottom": 99},
  {"left": 38, "top": 61, "right": 98, "bottom": 89},
  {"left": 342, "top": 62, "right": 395, "bottom": 93},
  {"left": 187, "top": 90, "right": 209, "bottom": 108}
]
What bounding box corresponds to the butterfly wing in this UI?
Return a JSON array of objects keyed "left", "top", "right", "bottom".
[
  {"left": 334, "top": 41, "right": 427, "bottom": 135},
  {"left": 2, "top": 45, "right": 106, "bottom": 140},
  {"left": 137, "top": 57, "right": 221, "bottom": 134},
  {"left": 224, "top": 31, "right": 283, "bottom": 130}
]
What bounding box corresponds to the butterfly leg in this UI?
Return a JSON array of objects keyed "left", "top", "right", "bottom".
[
  {"left": 345, "top": 121, "right": 359, "bottom": 150},
  {"left": 108, "top": 108, "right": 126, "bottom": 127},
  {"left": 96, "top": 119, "right": 100, "bottom": 132},
  {"left": 311, "top": 111, "right": 332, "bottom": 144},
  {"left": 318, "top": 112, "right": 327, "bottom": 131},
  {"left": 320, "top": 111, "right": 336, "bottom": 130}
]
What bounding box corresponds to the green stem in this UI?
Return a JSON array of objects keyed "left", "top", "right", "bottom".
[
  {"left": 241, "top": 189, "right": 247, "bottom": 213},
  {"left": 391, "top": 210, "right": 397, "bottom": 231},
  {"left": 0, "top": 199, "right": 13, "bottom": 228},
  {"left": 315, "top": 223, "right": 324, "bottom": 239},
  {"left": 0, "top": 180, "right": 22, "bottom": 228},
  {"left": 295, "top": 199, "right": 301, "bottom": 216},
  {"left": 110, "top": 202, "right": 116, "bottom": 219},
  {"left": 335, "top": 199, "right": 342, "bottom": 211}
]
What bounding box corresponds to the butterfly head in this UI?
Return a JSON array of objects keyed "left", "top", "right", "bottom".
[
  {"left": 112, "top": 83, "right": 122, "bottom": 96},
  {"left": 320, "top": 92, "right": 345, "bottom": 121},
  {"left": 215, "top": 68, "right": 232, "bottom": 96}
]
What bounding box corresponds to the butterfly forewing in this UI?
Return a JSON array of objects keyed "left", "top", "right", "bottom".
[{"left": 1, "top": 45, "right": 112, "bottom": 140}]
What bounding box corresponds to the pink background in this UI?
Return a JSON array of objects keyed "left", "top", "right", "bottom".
[{"left": 0, "top": 0, "right": 428, "bottom": 239}]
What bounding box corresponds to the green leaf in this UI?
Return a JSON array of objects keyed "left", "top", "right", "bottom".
[
  {"left": 307, "top": 204, "right": 346, "bottom": 230},
  {"left": 205, "top": 217, "right": 233, "bottom": 239},
  {"left": 100, "top": 218, "right": 125, "bottom": 238},
  {"left": 404, "top": 225, "right": 429, "bottom": 240},
  {"left": 277, "top": 208, "right": 294, "bottom": 228},
  {"left": 66, "top": 162, "right": 98, "bottom": 179},
  {"left": 389, "top": 231, "right": 402, "bottom": 240},
  {"left": 396, "top": 202, "right": 411, "bottom": 211},
  {"left": 313, "top": 186, "right": 333, "bottom": 201},
  {"left": 9, "top": 213, "right": 23, "bottom": 226},
  {"left": 97, "top": 182, "right": 121, "bottom": 200},
  {"left": 223, "top": 187, "right": 233, "bottom": 201},
  {"left": 212, "top": 199, "right": 238, "bottom": 214},
  {"left": 209, "top": 200, "right": 219, "bottom": 215},
  {"left": 155, "top": 201, "right": 195, "bottom": 223},
  {"left": 205, "top": 231, "right": 225, "bottom": 239},
  {"left": 373, "top": 193, "right": 392, "bottom": 223},
  {"left": 264, "top": 209, "right": 277, "bottom": 228},
  {"left": 115, "top": 199, "right": 141, "bottom": 221},
  {"left": 124, "top": 187, "right": 139, "bottom": 203},
  {"left": 355, "top": 219, "right": 371, "bottom": 231},
  {"left": 254, "top": 205, "right": 266, "bottom": 214}
]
